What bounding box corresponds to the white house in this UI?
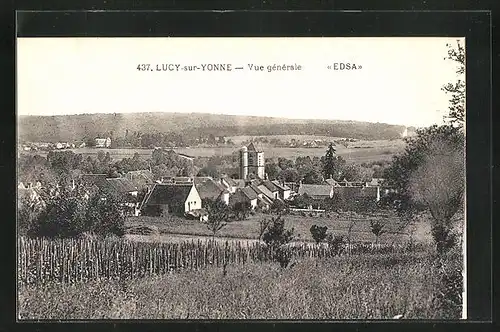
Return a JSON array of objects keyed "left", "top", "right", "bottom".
[
  {"left": 95, "top": 137, "right": 112, "bottom": 148},
  {"left": 140, "top": 183, "right": 202, "bottom": 216}
]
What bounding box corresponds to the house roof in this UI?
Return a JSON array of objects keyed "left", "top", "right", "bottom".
[
  {"left": 196, "top": 179, "right": 229, "bottom": 200},
  {"left": 262, "top": 180, "right": 279, "bottom": 192},
  {"left": 240, "top": 187, "right": 258, "bottom": 200},
  {"left": 126, "top": 170, "right": 154, "bottom": 188},
  {"left": 257, "top": 195, "right": 273, "bottom": 206},
  {"left": 333, "top": 186, "right": 379, "bottom": 199},
  {"left": 221, "top": 176, "right": 238, "bottom": 187},
  {"left": 105, "top": 178, "right": 138, "bottom": 195},
  {"left": 80, "top": 174, "right": 108, "bottom": 187},
  {"left": 248, "top": 183, "right": 263, "bottom": 196},
  {"left": 271, "top": 180, "right": 291, "bottom": 191},
  {"left": 325, "top": 178, "right": 340, "bottom": 186},
  {"left": 257, "top": 184, "right": 275, "bottom": 200},
  {"left": 234, "top": 179, "right": 246, "bottom": 188},
  {"left": 126, "top": 170, "right": 154, "bottom": 179},
  {"left": 298, "top": 184, "right": 332, "bottom": 197},
  {"left": 246, "top": 142, "right": 264, "bottom": 152},
  {"left": 145, "top": 183, "right": 194, "bottom": 206},
  {"left": 177, "top": 153, "right": 195, "bottom": 160}
]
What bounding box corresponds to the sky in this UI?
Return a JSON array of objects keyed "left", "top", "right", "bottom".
[{"left": 17, "top": 37, "right": 464, "bottom": 127}]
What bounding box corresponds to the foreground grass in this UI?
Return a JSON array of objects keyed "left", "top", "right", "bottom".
[{"left": 18, "top": 252, "right": 461, "bottom": 320}]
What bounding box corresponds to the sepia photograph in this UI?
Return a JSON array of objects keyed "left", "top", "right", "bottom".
[{"left": 16, "top": 37, "right": 466, "bottom": 320}]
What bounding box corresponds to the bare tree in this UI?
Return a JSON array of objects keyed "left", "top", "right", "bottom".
[{"left": 408, "top": 141, "right": 464, "bottom": 254}]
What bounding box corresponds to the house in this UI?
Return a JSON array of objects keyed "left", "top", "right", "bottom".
[
  {"left": 196, "top": 178, "right": 230, "bottom": 205},
  {"left": 55, "top": 142, "right": 63, "bottom": 149},
  {"left": 103, "top": 178, "right": 140, "bottom": 216},
  {"left": 333, "top": 186, "right": 380, "bottom": 202},
  {"left": 272, "top": 180, "right": 291, "bottom": 200},
  {"left": 366, "top": 178, "right": 385, "bottom": 187},
  {"left": 297, "top": 184, "right": 333, "bottom": 200},
  {"left": 176, "top": 153, "right": 195, "bottom": 162},
  {"left": 80, "top": 174, "right": 108, "bottom": 188},
  {"left": 141, "top": 183, "right": 202, "bottom": 217},
  {"left": 125, "top": 170, "right": 155, "bottom": 192},
  {"left": 325, "top": 178, "right": 340, "bottom": 187},
  {"left": 260, "top": 180, "right": 280, "bottom": 199},
  {"left": 219, "top": 176, "right": 245, "bottom": 193},
  {"left": 95, "top": 137, "right": 112, "bottom": 148},
  {"left": 230, "top": 187, "right": 258, "bottom": 209},
  {"left": 247, "top": 183, "right": 273, "bottom": 210}
]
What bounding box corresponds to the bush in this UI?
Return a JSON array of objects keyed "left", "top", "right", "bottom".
[
  {"left": 27, "top": 186, "right": 125, "bottom": 238},
  {"left": 310, "top": 225, "right": 328, "bottom": 244},
  {"left": 326, "top": 233, "right": 345, "bottom": 256},
  {"left": 270, "top": 199, "right": 289, "bottom": 215},
  {"left": 262, "top": 215, "right": 294, "bottom": 248}
]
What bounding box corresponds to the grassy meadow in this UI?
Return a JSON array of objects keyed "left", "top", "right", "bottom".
[
  {"left": 125, "top": 212, "right": 433, "bottom": 245},
  {"left": 18, "top": 252, "right": 462, "bottom": 320}
]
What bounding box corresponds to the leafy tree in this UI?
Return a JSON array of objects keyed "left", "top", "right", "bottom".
[
  {"left": 277, "top": 157, "right": 294, "bottom": 171},
  {"left": 370, "top": 220, "right": 386, "bottom": 244},
  {"left": 262, "top": 215, "right": 295, "bottom": 268},
  {"left": 85, "top": 190, "right": 125, "bottom": 237},
  {"left": 258, "top": 217, "right": 272, "bottom": 240},
  {"left": 322, "top": 143, "right": 338, "bottom": 179},
  {"left": 18, "top": 196, "right": 43, "bottom": 236},
  {"left": 25, "top": 184, "right": 126, "bottom": 238},
  {"left": 203, "top": 198, "right": 231, "bottom": 239},
  {"left": 277, "top": 168, "right": 300, "bottom": 183},
  {"left": 293, "top": 193, "right": 313, "bottom": 209},
  {"left": 302, "top": 169, "right": 324, "bottom": 184},
  {"left": 84, "top": 137, "right": 95, "bottom": 148},
  {"left": 28, "top": 186, "right": 89, "bottom": 238},
  {"left": 232, "top": 201, "right": 251, "bottom": 221},
  {"left": 262, "top": 215, "right": 294, "bottom": 248},
  {"left": 103, "top": 152, "right": 112, "bottom": 164},
  {"left": 310, "top": 225, "right": 328, "bottom": 244},
  {"left": 97, "top": 150, "right": 106, "bottom": 163},
  {"left": 265, "top": 162, "right": 281, "bottom": 180},
  {"left": 197, "top": 165, "right": 220, "bottom": 178},
  {"left": 270, "top": 199, "right": 289, "bottom": 215},
  {"left": 326, "top": 233, "right": 345, "bottom": 256},
  {"left": 322, "top": 192, "right": 346, "bottom": 212},
  {"left": 442, "top": 40, "right": 465, "bottom": 127}
]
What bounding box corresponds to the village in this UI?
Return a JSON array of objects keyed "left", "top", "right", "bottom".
[{"left": 18, "top": 140, "right": 391, "bottom": 230}]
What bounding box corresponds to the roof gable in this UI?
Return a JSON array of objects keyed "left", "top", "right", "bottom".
[
  {"left": 262, "top": 180, "right": 279, "bottom": 192},
  {"left": 105, "top": 178, "right": 138, "bottom": 194},
  {"left": 257, "top": 184, "right": 274, "bottom": 199},
  {"left": 146, "top": 183, "right": 194, "bottom": 205},
  {"left": 196, "top": 179, "right": 228, "bottom": 200},
  {"left": 271, "top": 180, "right": 290, "bottom": 191},
  {"left": 241, "top": 187, "right": 258, "bottom": 200},
  {"left": 298, "top": 184, "right": 332, "bottom": 197}
]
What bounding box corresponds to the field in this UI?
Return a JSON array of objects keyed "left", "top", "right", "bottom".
[
  {"left": 18, "top": 251, "right": 462, "bottom": 319},
  {"left": 17, "top": 208, "right": 463, "bottom": 320},
  {"left": 22, "top": 137, "right": 405, "bottom": 162},
  {"left": 124, "top": 212, "right": 434, "bottom": 245}
]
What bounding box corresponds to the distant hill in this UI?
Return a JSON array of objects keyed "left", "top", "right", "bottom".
[{"left": 17, "top": 112, "right": 407, "bottom": 143}]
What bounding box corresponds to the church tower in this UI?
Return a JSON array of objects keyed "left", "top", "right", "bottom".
[{"left": 240, "top": 142, "right": 265, "bottom": 180}]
